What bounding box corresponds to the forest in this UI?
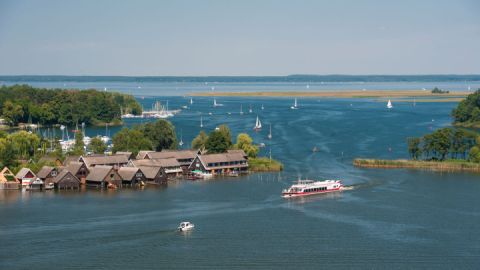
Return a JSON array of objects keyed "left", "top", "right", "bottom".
[{"left": 0, "top": 84, "right": 142, "bottom": 126}]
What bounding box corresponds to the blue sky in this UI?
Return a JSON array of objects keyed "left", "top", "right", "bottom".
[{"left": 0, "top": 0, "right": 479, "bottom": 75}]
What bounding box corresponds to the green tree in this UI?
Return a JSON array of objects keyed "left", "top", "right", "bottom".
[
  {"left": 2, "top": 100, "right": 24, "bottom": 125},
  {"left": 112, "top": 127, "right": 153, "bottom": 156},
  {"left": 8, "top": 131, "right": 40, "bottom": 160},
  {"left": 70, "top": 131, "right": 85, "bottom": 155},
  {"left": 0, "top": 138, "right": 18, "bottom": 168},
  {"left": 452, "top": 89, "right": 480, "bottom": 124},
  {"left": 143, "top": 119, "right": 177, "bottom": 151},
  {"left": 89, "top": 136, "right": 107, "bottom": 154},
  {"left": 234, "top": 133, "right": 259, "bottom": 158},
  {"left": 217, "top": 124, "right": 233, "bottom": 148},
  {"left": 192, "top": 130, "right": 208, "bottom": 150},
  {"left": 205, "top": 130, "right": 229, "bottom": 153},
  {"left": 407, "top": 137, "right": 422, "bottom": 160}
]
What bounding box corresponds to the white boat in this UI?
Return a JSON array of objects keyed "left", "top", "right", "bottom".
[
  {"left": 261, "top": 104, "right": 264, "bottom": 110},
  {"left": 44, "top": 182, "right": 54, "bottom": 190},
  {"left": 387, "top": 99, "right": 393, "bottom": 109},
  {"left": 190, "top": 98, "right": 193, "bottom": 105},
  {"left": 253, "top": 115, "right": 262, "bottom": 131},
  {"left": 267, "top": 124, "right": 272, "bottom": 139},
  {"left": 213, "top": 98, "right": 223, "bottom": 107},
  {"left": 200, "top": 116, "right": 204, "bottom": 128},
  {"left": 101, "top": 135, "right": 110, "bottom": 144},
  {"left": 178, "top": 221, "right": 195, "bottom": 231},
  {"left": 181, "top": 105, "right": 188, "bottom": 109},
  {"left": 282, "top": 179, "right": 344, "bottom": 198},
  {"left": 240, "top": 105, "right": 244, "bottom": 115},
  {"left": 291, "top": 98, "right": 298, "bottom": 109},
  {"left": 192, "top": 170, "right": 213, "bottom": 178},
  {"left": 249, "top": 105, "right": 253, "bottom": 113}
]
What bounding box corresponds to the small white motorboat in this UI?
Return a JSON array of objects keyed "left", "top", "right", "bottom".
[{"left": 178, "top": 221, "right": 195, "bottom": 231}]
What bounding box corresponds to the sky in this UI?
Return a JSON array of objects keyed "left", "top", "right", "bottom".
[{"left": 0, "top": 0, "right": 479, "bottom": 76}]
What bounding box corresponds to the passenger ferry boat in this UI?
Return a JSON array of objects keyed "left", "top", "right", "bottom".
[{"left": 282, "top": 179, "right": 344, "bottom": 198}]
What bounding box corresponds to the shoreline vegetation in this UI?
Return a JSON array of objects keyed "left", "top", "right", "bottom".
[
  {"left": 248, "top": 157, "right": 283, "bottom": 172},
  {"left": 353, "top": 158, "right": 480, "bottom": 173},
  {"left": 191, "top": 90, "right": 470, "bottom": 99},
  {"left": 0, "top": 84, "right": 142, "bottom": 127}
]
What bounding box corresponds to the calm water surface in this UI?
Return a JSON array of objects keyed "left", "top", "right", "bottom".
[{"left": 1, "top": 96, "right": 480, "bottom": 269}]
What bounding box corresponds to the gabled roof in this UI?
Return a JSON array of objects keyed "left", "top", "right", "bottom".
[
  {"left": 0, "top": 167, "right": 18, "bottom": 183},
  {"left": 136, "top": 150, "right": 154, "bottom": 160},
  {"left": 137, "top": 166, "right": 162, "bottom": 179},
  {"left": 86, "top": 165, "right": 114, "bottom": 182},
  {"left": 63, "top": 155, "right": 80, "bottom": 165},
  {"left": 227, "top": 149, "right": 248, "bottom": 157},
  {"left": 118, "top": 167, "right": 141, "bottom": 181},
  {"left": 15, "top": 168, "right": 36, "bottom": 179},
  {"left": 199, "top": 152, "right": 247, "bottom": 164},
  {"left": 116, "top": 151, "right": 133, "bottom": 158},
  {"left": 53, "top": 169, "right": 79, "bottom": 184},
  {"left": 36, "top": 166, "right": 55, "bottom": 179},
  {"left": 81, "top": 154, "right": 129, "bottom": 167},
  {"left": 66, "top": 162, "right": 87, "bottom": 176},
  {"left": 146, "top": 150, "right": 197, "bottom": 160},
  {"left": 131, "top": 158, "right": 181, "bottom": 168}
]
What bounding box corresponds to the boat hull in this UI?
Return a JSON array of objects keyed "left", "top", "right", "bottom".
[{"left": 282, "top": 187, "right": 343, "bottom": 198}]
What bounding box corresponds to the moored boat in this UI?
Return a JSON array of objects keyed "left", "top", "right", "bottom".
[
  {"left": 178, "top": 221, "right": 195, "bottom": 231},
  {"left": 282, "top": 179, "right": 343, "bottom": 198}
]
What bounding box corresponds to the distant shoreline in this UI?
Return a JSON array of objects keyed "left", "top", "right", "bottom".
[
  {"left": 191, "top": 90, "right": 470, "bottom": 99},
  {"left": 353, "top": 158, "right": 480, "bottom": 173}
]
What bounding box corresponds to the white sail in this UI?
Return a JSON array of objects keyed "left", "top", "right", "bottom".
[
  {"left": 291, "top": 98, "right": 298, "bottom": 109},
  {"left": 200, "top": 116, "right": 203, "bottom": 128},
  {"left": 240, "top": 104, "right": 244, "bottom": 115},
  {"left": 254, "top": 116, "right": 262, "bottom": 130},
  {"left": 190, "top": 98, "right": 193, "bottom": 105},
  {"left": 268, "top": 124, "right": 272, "bottom": 139},
  {"left": 214, "top": 98, "right": 217, "bottom": 107},
  {"left": 387, "top": 99, "right": 393, "bottom": 109}
]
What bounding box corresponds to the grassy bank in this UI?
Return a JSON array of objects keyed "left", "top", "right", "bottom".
[
  {"left": 249, "top": 157, "right": 283, "bottom": 172},
  {"left": 353, "top": 158, "right": 480, "bottom": 172},
  {"left": 191, "top": 90, "right": 469, "bottom": 99}
]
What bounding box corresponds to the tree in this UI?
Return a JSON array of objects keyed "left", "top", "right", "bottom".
[
  {"left": 205, "top": 130, "right": 229, "bottom": 153},
  {"left": 90, "top": 136, "right": 107, "bottom": 154},
  {"left": 469, "top": 136, "right": 480, "bottom": 163},
  {"left": 2, "top": 100, "right": 24, "bottom": 125},
  {"left": 112, "top": 127, "right": 152, "bottom": 156},
  {"left": 192, "top": 130, "right": 208, "bottom": 150},
  {"left": 217, "top": 125, "right": 233, "bottom": 148},
  {"left": 0, "top": 138, "right": 17, "bottom": 168},
  {"left": 407, "top": 137, "right": 422, "bottom": 160},
  {"left": 452, "top": 89, "right": 480, "bottom": 124},
  {"left": 143, "top": 119, "right": 177, "bottom": 151},
  {"left": 8, "top": 131, "right": 40, "bottom": 160},
  {"left": 234, "top": 133, "right": 259, "bottom": 158},
  {"left": 70, "top": 131, "right": 85, "bottom": 155}
]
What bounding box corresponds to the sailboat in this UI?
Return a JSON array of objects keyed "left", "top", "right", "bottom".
[
  {"left": 178, "top": 131, "right": 184, "bottom": 147},
  {"left": 267, "top": 124, "right": 272, "bottom": 139},
  {"left": 200, "top": 116, "right": 204, "bottom": 128},
  {"left": 387, "top": 99, "right": 393, "bottom": 109},
  {"left": 190, "top": 98, "right": 193, "bottom": 105},
  {"left": 240, "top": 104, "right": 244, "bottom": 115},
  {"left": 261, "top": 104, "right": 264, "bottom": 110},
  {"left": 249, "top": 105, "right": 253, "bottom": 113},
  {"left": 253, "top": 115, "right": 262, "bottom": 131},
  {"left": 213, "top": 98, "right": 223, "bottom": 107},
  {"left": 290, "top": 98, "right": 298, "bottom": 109}
]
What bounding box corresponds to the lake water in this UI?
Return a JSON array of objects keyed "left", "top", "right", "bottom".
[{"left": 1, "top": 82, "right": 480, "bottom": 269}]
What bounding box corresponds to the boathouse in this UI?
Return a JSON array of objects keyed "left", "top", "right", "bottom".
[
  {"left": 115, "top": 151, "right": 134, "bottom": 160},
  {"left": 66, "top": 161, "right": 89, "bottom": 184},
  {"left": 118, "top": 167, "right": 146, "bottom": 187},
  {"left": 188, "top": 151, "right": 248, "bottom": 175},
  {"left": 0, "top": 167, "right": 20, "bottom": 190},
  {"left": 136, "top": 150, "right": 154, "bottom": 160},
  {"left": 129, "top": 158, "right": 182, "bottom": 179},
  {"left": 85, "top": 165, "right": 122, "bottom": 188},
  {"left": 144, "top": 150, "right": 197, "bottom": 170},
  {"left": 36, "top": 166, "right": 59, "bottom": 186},
  {"left": 53, "top": 170, "right": 80, "bottom": 190},
  {"left": 63, "top": 155, "right": 80, "bottom": 166},
  {"left": 15, "top": 168, "right": 37, "bottom": 188},
  {"left": 137, "top": 166, "right": 167, "bottom": 185},
  {"left": 80, "top": 154, "right": 129, "bottom": 168}
]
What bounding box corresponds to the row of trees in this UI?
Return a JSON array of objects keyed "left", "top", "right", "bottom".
[
  {"left": 407, "top": 128, "right": 479, "bottom": 161},
  {"left": 0, "top": 131, "right": 41, "bottom": 168},
  {"left": 191, "top": 125, "right": 259, "bottom": 158},
  {"left": 0, "top": 84, "right": 142, "bottom": 126},
  {"left": 452, "top": 89, "right": 480, "bottom": 125}
]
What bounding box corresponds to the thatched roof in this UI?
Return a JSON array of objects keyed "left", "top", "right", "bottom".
[
  {"left": 136, "top": 150, "right": 154, "bottom": 160},
  {"left": 66, "top": 162, "right": 87, "bottom": 176},
  {"left": 53, "top": 170, "right": 79, "bottom": 184},
  {"left": 86, "top": 165, "right": 113, "bottom": 182},
  {"left": 63, "top": 155, "right": 80, "bottom": 165},
  {"left": 118, "top": 167, "right": 141, "bottom": 181},
  {"left": 131, "top": 158, "right": 180, "bottom": 168},
  {"left": 81, "top": 154, "right": 129, "bottom": 167},
  {"left": 36, "top": 166, "right": 54, "bottom": 179},
  {"left": 15, "top": 168, "right": 36, "bottom": 179},
  {"left": 146, "top": 150, "right": 197, "bottom": 160},
  {"left": 137, "top": 166, "right": 162, "bottom": 179}
]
